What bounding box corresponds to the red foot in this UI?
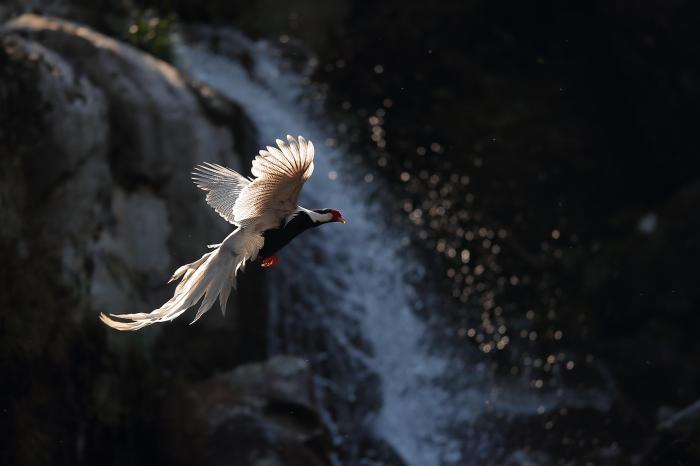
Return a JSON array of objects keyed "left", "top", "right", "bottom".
[{"left": 260, "top": 256, "right": 279, "bottom": 268}]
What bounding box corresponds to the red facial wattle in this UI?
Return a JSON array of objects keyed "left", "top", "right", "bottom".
[{"left": 332, "top": 210, "right": 347, "bottom": 223}]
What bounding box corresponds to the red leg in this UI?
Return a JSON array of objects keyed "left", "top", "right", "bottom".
[{"left": 260, "top": 256, "right": 279, "bottom": 268}]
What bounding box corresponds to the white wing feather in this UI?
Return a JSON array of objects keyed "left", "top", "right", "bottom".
[
  {"left": 191, "top": 163, "right": 250, "bottom": 225},
  {"left": 233, "top": 135, "right": 314, "bottom": 225}
]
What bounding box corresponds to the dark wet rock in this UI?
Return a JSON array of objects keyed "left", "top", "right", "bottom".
[
  {"left": 192, "top": 356, "right": 332, "bottom": 466},
  {"left": 355, "top": 435, "right": 408, "bottom": 466},
  {"left": 0, "top": 0, "right": 133, "bottom": 36},
  {"left": 1, "top": 14, "right": 253, "bottom": 316}
]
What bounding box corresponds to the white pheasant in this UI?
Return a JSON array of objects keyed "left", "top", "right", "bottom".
[{"left": 101, "top": 135, "right": 346, "bottom": 330}]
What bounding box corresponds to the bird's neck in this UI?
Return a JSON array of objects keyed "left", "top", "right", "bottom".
[
  {"left": 258, "top": 210, "right": 320, "bottom": 259},
  {"left": 299, "top": 207, "right": 323, "bottom": 223}
]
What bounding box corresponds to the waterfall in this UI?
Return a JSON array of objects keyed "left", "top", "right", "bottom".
[{"left": 173, "top": 27, "right": 601, "bottom": 466}]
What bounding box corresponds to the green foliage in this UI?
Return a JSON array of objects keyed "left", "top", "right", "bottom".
[{"left": 125, "top": 9, "right": 176, "bottom": 62}]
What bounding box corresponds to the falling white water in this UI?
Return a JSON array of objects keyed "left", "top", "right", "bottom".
[
  {"left": 173, "top": 28, "right": 607, "bottom": 466},
  {"left": 174, "top": 31, "right": 473, "bottom": 465}
]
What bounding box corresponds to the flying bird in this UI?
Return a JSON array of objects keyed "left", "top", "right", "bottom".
[{"left": 101, "top": 135, "right": 345, "bottom": 330}]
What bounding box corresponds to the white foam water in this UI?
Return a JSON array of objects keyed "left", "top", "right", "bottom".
[{"left": 173, "top": 28, "right": 606, "bottom": 466}]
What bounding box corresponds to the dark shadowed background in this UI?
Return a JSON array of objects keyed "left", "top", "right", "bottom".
[{"left": 2, "top": 1, "right": 700, "bottom": 465}]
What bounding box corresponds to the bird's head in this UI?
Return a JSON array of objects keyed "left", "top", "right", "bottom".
[{"left": 311, "top": 208, "right": 347, "bottom": 224}]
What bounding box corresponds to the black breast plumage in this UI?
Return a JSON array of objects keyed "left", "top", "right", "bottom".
[{"left": 258, "top": 212, "right": 319, "bottom": 259}]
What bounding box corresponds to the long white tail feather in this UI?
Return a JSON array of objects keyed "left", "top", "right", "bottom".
[
  {"left": 169, "top": 252, "right": 211, "bottom": 285},
  {"left": 100, "top": 229, "right": 263, "bottom": 331}
]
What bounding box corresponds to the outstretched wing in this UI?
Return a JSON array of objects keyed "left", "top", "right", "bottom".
[
  {"left": 192, "top": 162, "right": 251, "bottom": 225},
  {"left": 232, "top": 135, "right": 315, "bottom": 224}
]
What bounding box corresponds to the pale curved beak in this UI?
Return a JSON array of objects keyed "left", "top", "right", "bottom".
[{"left": 338, "top": 217, "right": 347, "bottom": 224}]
